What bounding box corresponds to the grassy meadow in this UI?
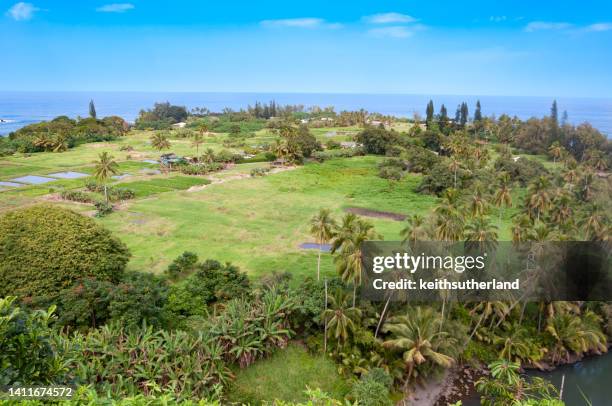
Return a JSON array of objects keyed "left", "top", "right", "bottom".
[
  {"left": 0, "top": 127, "right": 523, "bottom": 279},
  {"left": 227, "top": 344, "right": 350, "bottom": 404}
]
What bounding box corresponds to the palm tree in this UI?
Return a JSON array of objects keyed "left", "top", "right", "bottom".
[
  {"left": 400, "top": 214, "right": 427, "bottom": 244},
  {"left": 493, "top": 173, "right": 512, "bottom": 223},
  {"left": 464, "top": 216, "right": 498, "bottom": 250},
  {"left": 448, "top": 158, "right": 461, "bottom": 188},
  {"left": 150, "top": 132, "right": 171, "bottom": 151},
  {"left": 191, "top": 133, "right": 204, "bottom": 155},
  {"left": 577, "top": 171, "right": 595, "bottom": 202},
  {"left": 332, "top": 215, "right": 380, "bottom": 306},
  {"left": 469, "top": 183, "right": 489, "bottom": 217},
  {"left": 322, "top": 289, "right": 361, "bottom": 347},
  {"left": 33, "top": 133, "right": 54, "bottom": 151},
  {"left": 580, "top": 203, "right": 606, "bottom": 240},
  {"left": 526, "top": 176, "right": 551, "bottom": 222},
  {"left": 511, "top": 214, "right": 532, "bottom": 244},
  {"left": 93, "top": 152, "right": 119, "bottom": 203},
  {"left": 548, "top": 142, "right": 564, "bottom": 163},
  {"left": 51, "top": 134, "right": 69, "bottom": 152},
  {"left": 309, "top": 209, "right": 337, "bottom": 281},
  {"left": 198, "top": 122, "right": 209, "bottom": 137},
  {"left": 201, "top": 148, "right": 216, "bottom": 164},
  {"left": 434, "top": 209, "right": 464, "bottom": 241},
  {"left": 382, "top": 307, "right": 457, "bottom": 387}
]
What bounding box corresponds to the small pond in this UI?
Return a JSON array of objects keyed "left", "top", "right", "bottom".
[
  {"left": 11, "top": 175, "right": 56, "bottom": 184},
  {"left": 299, "top": 243, "right": 332, "bottom": 252},
  {"left": 0, "top": 181, "right": 24, "bottom": 187},
  {"left": 47, "top": 171, "right": 89, "bottom": 179}
]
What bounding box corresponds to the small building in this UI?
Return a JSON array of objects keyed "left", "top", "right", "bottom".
[
  {"left": 340, "top": 141, "right": 358, "bottom": 149},
  {"left": 172, "top": 122, "right": 187, "bottom": 128},
  {"left": 160, "top": 153, "right": 186, "bottom": 166}
]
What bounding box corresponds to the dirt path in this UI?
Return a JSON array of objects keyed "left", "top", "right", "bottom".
[{"left": 344, "top": 206, "right": 406, "bottom": 221}]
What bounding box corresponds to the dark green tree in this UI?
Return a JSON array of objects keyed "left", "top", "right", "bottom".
[
  {"left": 474, "top": 100, "right": 482, "bottom": 122},
  {"left": 438, "top": 104, "right": 449, "bottom": 130},
  {"left": 425, "top": 100, "right": 435, "bottom": 123},
  {"left": 89, "top": 99, "right": 97, "bottom": 119},
  {"left": 460, "top": 102, "right": 469, "bottom": 127}
]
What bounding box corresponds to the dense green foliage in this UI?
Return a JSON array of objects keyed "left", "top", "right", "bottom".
[
  {"left": 0, "top": 205, "right": 130, "bottom": 301},
  {"left": 136, "top": 102, "right": 189, "bottom": 129},
  {"left": 0, "top": 297, "right": 68, "bottom": 386},
  {"left": 7, "top": 115, "right": 128, "bottom": 153}
]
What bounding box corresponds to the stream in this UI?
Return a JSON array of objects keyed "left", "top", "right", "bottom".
[{"left": 462, "top": 352, "right": 612, "bottom": 406}]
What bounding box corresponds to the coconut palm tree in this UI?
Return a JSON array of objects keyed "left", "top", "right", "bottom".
[
  {"left": 191, "top": 132, "right": 204, "bottom": 155},
  {"left": 400, "top": 214, "right": 427, "bottom": 244},
  {"left": 150, "top": 132, "right": 171, "bottom": 151},
  {"left": 434, "top": 209, "right": 464, "bottom": 241},
  {"left": 548, "top": 142, "right": 564, "bottom": 163},
  {"left": 511, "top": 214, "right": 533, "bottom": 244},
  {"left": 51, "top": 134, "right": 69, "bottom": 152},
  {"left": 526, "top": 176, "right": 551, "bottom": 222},
  {"left": 322, "top": 289, "right": 361, "bottom": 347},
  {"left": 448, "top": 158, "right": 461, "bottom": 188},
  {"left": 332, "top": 214, "right": 380, "bottom": 306},
  {"left": 198, "top": 122, "right": 209, "bottom": 137},
  {"left": 580, "top": 203, "right": 607, "bottom": 240},
  {"left": 33, "top": 133, "right": 54, "bottom": 151},
  {"left": 493, "top": 173, "right": 512, "bottom": 223},
  {"left": 469, "top": 183, "right": 489, "bottom": 217},
  {"left": 464, "top": 216, "right": 499, "bottom": 251},
  {"left": 382, "top": 307, "right": 457, "bottom": 386},
  {"left": 309, "top": 209, "right": 337, "bottom": 281},
  {"left": 93, "top": 152, "right": 119, "bottom": 203},
  {"left": 577, "top": 171, "right": 595, "bottom": 202},
  {"left": 468, "top": 301, "right": 510, "bottom": 340}
]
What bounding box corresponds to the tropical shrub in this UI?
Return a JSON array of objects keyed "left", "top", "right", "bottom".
[
  {"left": 166, "top": 251, "right": 200, "bottom": 278},
  {"left": 350, "top": 369, "right": 393, "bottom": 406},
  {"left": 63, "top": 324, "right": 231, "bottom": 401},
  {"left": 250, "top": 167, "right": 271, "bottom": 177},
  {"left": 94, "top": 200, "right": 114, "bottom": 217},
  {"left": 0, "top": 205, "right": 130, "bottom": 301},
  {"left": 494, "top": 156, "right": 548, "bottom": 185},
  {"left": 0, "top": 297, "right": 69, "bottom": 385},
  {"left": 311, "top": 147, "right": 365, "bottom": 161},
  {"left": 60, "top": 190, "right": 95, "bottom": 203},
  {"left": 164, "top": 259, "right": 251, "bottom": 327},
  {"left": 57, "top": 272, "right": 168, "bottom": 330}
]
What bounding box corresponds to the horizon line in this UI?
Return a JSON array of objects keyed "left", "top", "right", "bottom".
[{"left": 0, "top": 90, "right": 610, "bottom": 100}]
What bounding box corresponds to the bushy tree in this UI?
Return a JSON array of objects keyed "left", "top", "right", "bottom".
[
  {"left": 356, "top": 127, "right": 398, "bottom": 155},
  {"left": 0, "top": 205, "right": 130, "bottom": 302}
]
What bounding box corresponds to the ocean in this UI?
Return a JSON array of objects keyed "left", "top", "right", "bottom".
[{"left": 1, "top": 91, "right": 611, "bottom": 136}]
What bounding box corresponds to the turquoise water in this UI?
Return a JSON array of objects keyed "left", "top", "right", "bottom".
[{"left": 1, "top": 92, "right": 611, "bottom": 136}]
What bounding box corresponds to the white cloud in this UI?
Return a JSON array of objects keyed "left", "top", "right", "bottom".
[
  {"left": 585, "top": 22, "right": 612, "bottom": 32},
  {"left": 260, "top": 18, "right": 340, "bottom": 29},
  {"left": 489, "top": 16, "right": 507, "bottom": 23},
  {"left": 524, "top": 21, "right": 572, "bottom": 32},
  {"left": 367, "top": 26, "right": 413, "bottom": 38},
  {"left": 7, "top": 2, "right": 39, "bottom": 21},
  {"left": 363, "top": 12, "right": 416, "bottom": 24},
  {"left": 96, "top": 3, "right": 135, "bottom": 13}
]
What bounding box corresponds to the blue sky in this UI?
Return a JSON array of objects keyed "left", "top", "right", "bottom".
[{"left": 1, "top": 1, "right": 611, "bottom": 97}]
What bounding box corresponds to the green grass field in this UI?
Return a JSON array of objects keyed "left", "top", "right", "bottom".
[
  {"left": 97, "top": 156, "right": 439, "bottom": 277},
  {"left": 227, "top": 344, "right": 350, "bottom": 404},
  {"left": 1, "top": 129, "right": 521, "bottom": 279}
]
